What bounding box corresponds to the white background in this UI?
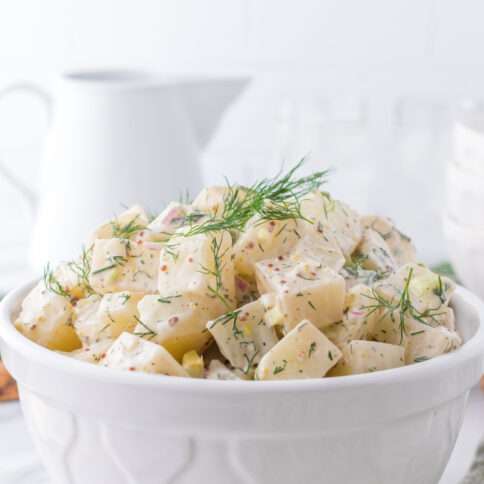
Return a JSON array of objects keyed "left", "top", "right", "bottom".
[{"left": 1, "top": 0, "right": 484, "bottom": 282}]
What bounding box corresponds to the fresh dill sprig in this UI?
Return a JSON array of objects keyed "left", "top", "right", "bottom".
[
  {"left": 362, "top": 268, "right": 446, "bottom": 343},
  {"left": 132, "top": 316, "right": 157, "bottom": 340},
  {"left": 92, "top": 255, "right": 128, "bottom": 275},
  {"left": 43, "top": 263, "right": 70, "bottom": 299},
  {"left": 208, "top": 309, "right": 243, "bottom": 339},
  {"left": 433, "top": 275, "right": 446, "bottom": 304},
  {"left": 178, "top": 158, "right": 328, "bottom": 237},
  {"left": 343, "top": 253, "right": 369, "bottom": 276},
  {"left": 235, "top": 350, "right": 260, "bottom": 376},
  {"left": 157, "top": 294, "right": 182, "bottom": 304},
  {"left": 199, "top": 235, "right": 231, "bottom": 308},
  {"left": 163, "top": 242, "right": 180, "bottom": 261},
  {"left": 111, "top": 214, "right": 146, "bottom": 239},
  {"left": 178, "top": 210, "right": 207, "bottom": 226},
  {"left": 68, "top": 246, "right": 97, "bottom": 295}
]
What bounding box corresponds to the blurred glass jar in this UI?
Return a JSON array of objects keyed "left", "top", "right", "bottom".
[
  {"left": 277, "top": 95, "right": 374, "bottom": 214},
  {"left": 390, "top": 96, "right": 451, "bottom": 264},
  {"left": 453, "top": 99, "right": 484, "bottom": 174}
]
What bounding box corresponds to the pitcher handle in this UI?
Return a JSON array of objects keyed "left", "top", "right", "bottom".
[{"left": 0, "top": 82, "right": 52, "bottom": 215}]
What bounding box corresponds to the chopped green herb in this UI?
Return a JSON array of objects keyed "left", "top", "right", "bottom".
[
  {"left": 157, "top": 294, "right": 182, "bottom": 304},
  {"left": 209, "top": 310, "right": 243, "bottom": 339},
  {"left": 200, "top": 235, "right": 231, "bottom": 308},
  {"left": 432, "top": 275, "right": 446, "bottom": 304},
  {"left": 273, "top": 359, "right": 288, "bottom": 375},
  {"left": 163, "top": 243, "right": 180, "bottom": 262},
  {"left": 414, "top": 356, "right": 430, "bottom": 363},
  {"left": 92, "top": 255, "right": 128, "bottom": 275},
  {"left": 111, "top": 214, "right": 146, "bottom": 239},
  {"left": 132, "top": 316, "right": 157, "bottom": 340},
  {"left": 410, "top": 330, "right": 425, "bottom": 336},
  {"left": 236, "top": 350, "right": 260, "bottom": 375},
  {"left": 308, "top": 342, "right": 317, "bottom": 358}
]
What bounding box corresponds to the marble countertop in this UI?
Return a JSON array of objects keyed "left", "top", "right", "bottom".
[{"left": 0, "top": 387, "right": 483, "bottom": 484}]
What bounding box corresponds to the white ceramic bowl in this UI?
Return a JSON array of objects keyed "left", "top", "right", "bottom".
[
  {"left": 443, "top": 213, "right": 484, "bottom": 300},
  {"left": 1, "top": 280, "right": 484, "bottom": 484}
]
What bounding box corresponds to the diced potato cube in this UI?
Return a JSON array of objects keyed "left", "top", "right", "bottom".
[
  {"left": 368, "top": 264, "right": 456, "bottom": 345},
  {"left": 73, "top": 294, "right": 101, "bottom": 339},
  {"left": 298, "top": 190, "right": 327, "bottom": 226},
  {"left": 54, "top": 262, "right": 90, "bottom": 300},
  {"left": 330, "top": 340, "right": 405, "bottom": 376},
  {"left": 89, "top": 238, "right": 160, "bottom": 294},
  {"left": 264, "top": 305, "right": 285, "bottom": 328},
  {"left": 324, "top": 284, "right": 372, "bottom": 349},
  {"left": 144, "top": 202, "right": 199, "bottom": 242},
  {"left": 64, "top": 339, "right": 113, "bottom": 364},
  {"left": 102, "top": 332, "right": 188, "bottom": 376},
  {"left": 368, "top": 309, "right": 406, "bottom": 346},
  {"left": 158, "top": 230, "right": 235, "bottom": 313},
  {"left": 256, "top": 320, "right": 342, "bottom": 380},
  {"left": 353, "top": 229, "right": 396, "bottom": 274},
  {"left": 255, "top": 257, "right": 345, "bottom": 331},
  {"left": 135, "top": 294, "right": 213, "bottom": 361},
  {"left": 361, "top": 215, "right": 416, "bottom": 266},
  {"left": 288, "top": 234, "right": 345, "bottom": 272},
  {"left": 206, "top": 360, "right": 240, "bottom": 380},
  {"left": 375, "top": 263, "right": 455, "bottom": 314},
  {"left": 89, "top": 205, "right": 149, "bottom": 242},
  {"left": 408, "top": 268, "right": 455, "bottom": 308},
  {"left": 434, "top": 306, "right": 456, "bottom": 332},
  {"left": 232, "top": 217, "right": 301, "bottom": 280},
  {"left": 234, "top": 275, "right": 259, "bottom": 306},
  {"left": 182, "top": 350, "right": 204, "bottom": 378},
  {"left": 15, "top": 281, "right": 81, "bottom": 351},
  {"left": 74, "top": 292, "right": 143, "bottom": 346},
  {"left": 405, "top": 322, "right": 462, "bottom": 364},
  {"left": 207, "top": 300, "right": 278, "bottom": 377},
  {"left": 318, "top": 196, "right": 362, "bottom": 257},
  {"left": 192, "top": 185, "right": 247, "bottom": 217},
  {"left": 339, "top": 263, "right": 382, "bottom": 290},
  {"left": 276, "top": 268, "right": 345, "bottom": 331}
]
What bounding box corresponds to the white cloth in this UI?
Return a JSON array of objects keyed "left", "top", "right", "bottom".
[{"left": 0, "top": 402, "right": 48, "bottom": 484}]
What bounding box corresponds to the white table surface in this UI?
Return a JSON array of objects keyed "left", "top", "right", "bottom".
[{"left": 0, "top": 387, "right": 483, "bottom": 484}]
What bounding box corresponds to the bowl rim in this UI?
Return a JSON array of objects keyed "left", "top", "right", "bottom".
[{"left": 1, "top": 279, "right": 484, "bottom": 395}]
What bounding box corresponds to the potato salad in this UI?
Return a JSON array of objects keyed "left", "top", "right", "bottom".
[{"left": 15, "top": 162, "right": 461, "bottom": 381}]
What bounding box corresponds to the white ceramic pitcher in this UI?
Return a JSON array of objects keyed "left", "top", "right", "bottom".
[{"left": 0, "top": 70, "right": 248, "bottom": 271}]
